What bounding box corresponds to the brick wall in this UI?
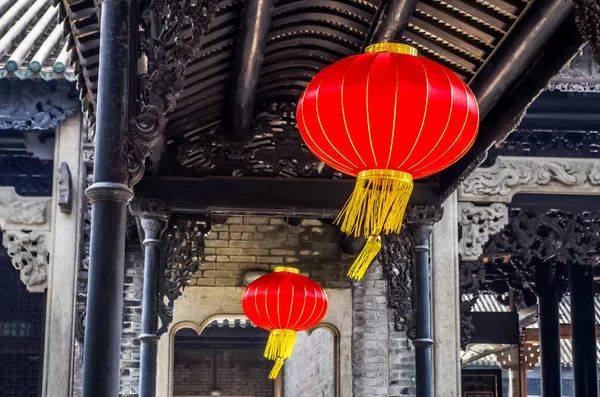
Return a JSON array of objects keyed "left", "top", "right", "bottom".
[
  {"left": 195, "top": 217, "right": 352, "bottom": 288},
  {"left": 72, "top": 242, "right": 144, "bottom": 397},
  {"left": 352, "top": 261, "right": 415, "bottom": 397},
  {"left": 283, "top": 328, "right": 335, "bottom": 397},
  {"left": 119, "top": 242, "right": 144, "bottom": 397},
  {"left": 172, "top": 347, "right": 273, "bottom": 396}
]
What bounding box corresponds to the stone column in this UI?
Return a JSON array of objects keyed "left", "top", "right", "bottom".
[
  {"left": 431, "top": 193, "right": 461, "bottom": 397},
  {"left": 42, "top": 113, "right": 84, "bottom": 397}
]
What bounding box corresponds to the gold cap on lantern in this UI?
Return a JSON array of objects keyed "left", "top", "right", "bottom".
[{"left": 364, "top": 43, "right": 418, "bottom": 56}]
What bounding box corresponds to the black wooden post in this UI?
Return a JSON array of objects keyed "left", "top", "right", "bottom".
[
  {"left": 82, "top": 0, "right": 134, "bottom": 396},
  {"left": 138, "top": 213, "right": 168, "bottom": 397},
  {"left": 536, "top": 264, "right": 562, "bottom": 397},
  {"left": 569, "top": 264, "right": 598, "bottom": 397},
  {"left": 410, "top": 222, "right": 433, "bottom": 397}
]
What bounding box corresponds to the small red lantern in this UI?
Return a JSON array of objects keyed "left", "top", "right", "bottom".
[
  {"left": 242, "top": 267, "right": 328, "bottom": 379},
  {"left": 297, "top": 43, "right": 479, "bottom": 280}
]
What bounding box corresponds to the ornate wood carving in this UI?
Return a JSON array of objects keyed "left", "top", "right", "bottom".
[
  {"left": 173, "top": 102, "right": 344, "bottom": 178},
  {"left": 491, "top": 129, "right": 600, "bottom": 159},
  {"left": 128, "top": 0, "right": 219, "bottom": 186},
  {"left": 477, "top": 208, "right": 599, "bottom": 303},
  {"left": 405, "top": 204, "right": 443, "bottom": 225},
  {"left": 381, "top": 230, "right": 416, "bottom": 339},
  {"left": 573, "top": 2, "right": 600, "bottom": 66},
  {"left": 459, "top": 156, "right": 600, "bottom": 203},
  {"left": 75, "top": 173, "right": 92, "bottom": 344},
  {"left": 158, "top": 219, "right": 207, "bottom": 335},
  {"left": 379, "top": 205, "right": 443, "bottom": 340},
  {"left": 0, "top": 187, "right": 51, "bottom": 292},
  {"left": 459, "top": 260, "right": 485, "bottom": 349},
  {"left": 459, "top": 203, "right": 509, "bottom": 261},
  {"left": 0, "top": 80, "right": 79, "bottom": 130}
]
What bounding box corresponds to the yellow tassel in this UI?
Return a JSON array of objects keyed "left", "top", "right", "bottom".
[
  {"left": 336, "top": 169, "right": 413, "bottom": 238},
  {"left": 268, "top": 358, "right": 285, "bottom": 380},
  {"left": 264, "top": 329, "right": 297, "bottom": 361},
  {"left": 347, "top": 235, "right": 381, "bottom": 280}
]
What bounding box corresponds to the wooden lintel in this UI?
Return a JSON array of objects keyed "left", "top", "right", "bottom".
[
  {"left": 135, "top": 176, "right": 439, "bottom": 217},
  {"left": 523, "top": 325, "right": 600, "bottom": 342}
]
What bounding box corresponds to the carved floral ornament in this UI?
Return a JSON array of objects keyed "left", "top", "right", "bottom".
[
  {"left": 458, "top": 203, "right": 509, "bottom": 261},
  {"left": 459, "top": 156, "right": 600, "bottom": 203},
  {"left": 0, "top": 187, "right": 51, "bottom": 292}
]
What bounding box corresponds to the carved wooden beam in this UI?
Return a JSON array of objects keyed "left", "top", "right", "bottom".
[
  {"left": 229, "top": 0, "right": 275, "bottom": 138},
  {"left": 134, "top": 176, "right": 440, "bottom": 217},
  {"left": 362, "top": 0, "right": 418, "bottom": 50}
]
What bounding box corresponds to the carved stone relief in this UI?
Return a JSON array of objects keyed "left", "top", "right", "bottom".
[
  {"left": 0, "top": 187, "right": 51, "bottom": 292},
  {"left": 0, "top": 80, "right": 80, "bottom": 130},
  {"left": 458, "top": 203, "right": 509, "bottom": 261},
  {"left": 459, "top": 156, "right": 600, "bottom": 203},
  {"left": 548, "top": 45, "right": 600, "bottom": 92},
  {"left": 58, "top": 162, "right": 73, "bottom": 213}
]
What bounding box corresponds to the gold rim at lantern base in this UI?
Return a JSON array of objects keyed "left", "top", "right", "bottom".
[{"left": 364, "top": 43, "right": 418, "bottom": 56}]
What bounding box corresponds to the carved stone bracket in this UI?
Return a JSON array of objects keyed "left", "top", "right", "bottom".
[
  {"left": 127, "top": 0, "right": 219, "bottom": 186},
  {"left": 459, "top": 156, "right": 600, "bottom": 203},
  {"left": 459, "top": 203, "right": 509, "bottom": 261},
  {"left": 0, "top": 186, "right": 51, "bottom": 292},
  {"left": 158, "top": 219, "right": 207, "bottom": 335},
  {"left": 2, "top": 231, "right": 49, "bottom": 293}
]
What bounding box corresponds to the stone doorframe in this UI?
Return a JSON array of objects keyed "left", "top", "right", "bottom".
[{"left": 156, "top": 287, "right": 352, "bottom": 397}]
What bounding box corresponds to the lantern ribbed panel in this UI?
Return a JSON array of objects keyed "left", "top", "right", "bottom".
[
  {"left": 242, "top": 269, "right": 328, "bottom": 379},
  {"left": 242, "top": 271, "right": 328, "bottom": 332},
  {"left": 297, "top": 52, "right": 479, "bottom": 179}
]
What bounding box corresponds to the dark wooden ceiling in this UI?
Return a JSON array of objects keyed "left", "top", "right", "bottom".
[
  {"left": 60, "top": 0, "right": 585, "bottom": 204},
  {"left": 167, "top": 0, "right": 530, "bottom": 141}
]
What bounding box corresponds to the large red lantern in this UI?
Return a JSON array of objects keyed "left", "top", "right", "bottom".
[
  {"left": 242, "top": 267, "right": 328, "bottom": 379},
  {"left": 297, "top": 43, "right": 479, "bottom": 280}
]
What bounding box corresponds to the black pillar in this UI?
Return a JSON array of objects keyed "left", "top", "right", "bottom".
[
  {"left": 569, "top": 264, "right": 598, "bottom": 397},
  {"left": 82, "top": 1, "right": 134, "bottom": 396},
  {"left": 138, "top": 215, "right": 168, "bottom": 397},
  {"left": 536, "top": 264, "right": 562, "bottom": 397},
  {"left": 411, "top": 223, "right": 433, "bottom": 397}
]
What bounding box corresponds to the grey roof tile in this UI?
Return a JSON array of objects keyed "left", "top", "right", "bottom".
[{"left": 0, "top": 0, "right": 76, "bottom": 81}]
